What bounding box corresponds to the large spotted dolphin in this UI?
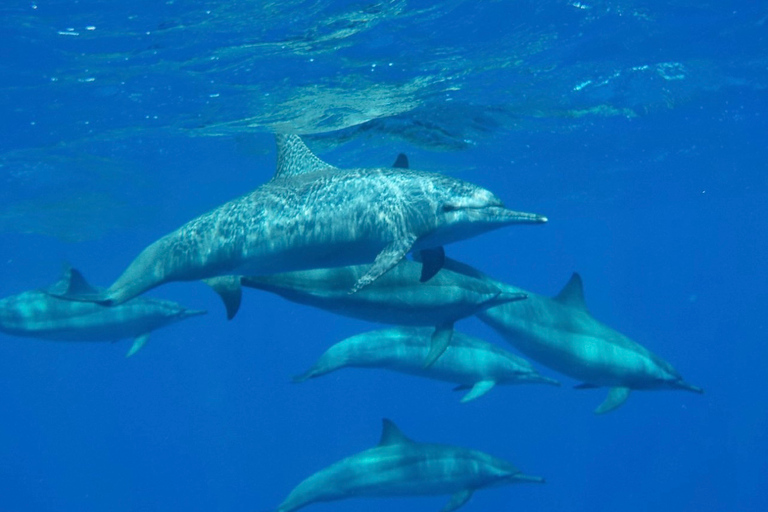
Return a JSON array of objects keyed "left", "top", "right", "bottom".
[
  {"left": 0, "top": 265, "right": 205, "bottom": 356},
  {"left": 274, "top": 419, "right": 544, "bottom": 512},
  {"left": 439, "top": 258, "right": 703, "bottom": 414},
  {"left": 55, "top": 135, "right": 546, "bottom": 306}
]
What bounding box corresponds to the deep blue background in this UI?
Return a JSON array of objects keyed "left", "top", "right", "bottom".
[{"left": 1, "top": 2, "right": 766, "bottom": 512}]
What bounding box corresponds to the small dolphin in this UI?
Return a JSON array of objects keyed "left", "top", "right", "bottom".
[
  {"left": 439, "top": 258, "right": 703, "bottom": 413},
  {"left": 52, "top": 135, "right": 545, "bottom": 306},
  {"left": 0, "top": 265, "right": 205, "bottom": 356},
  {"left": 274, "top": 418, "right": 544, "bottom": 512},
  {"left": 231, "top": 260, "right": 526, "bottom": 366},
  {"left": 294, "top": 326, "right": 560, "bottom": 402}
]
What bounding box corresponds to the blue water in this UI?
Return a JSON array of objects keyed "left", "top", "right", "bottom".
[{"left": 1, "top": 1, "right": 766, "bottom": 511}]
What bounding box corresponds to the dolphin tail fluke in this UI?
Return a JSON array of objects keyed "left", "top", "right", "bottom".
[
  {"left": 203, "top": 276, "right": 243, "bottom": 320},
  {"left": 126, "top": 333, "right": 150, "bottom": 357},
  {"left": 595, "top": 386, "right": 631, "bottom": 414},
  {"left": 441, "top": 489, "right": 474, "bottom": 512},
  {"left": 424, "top": 322, "right": 454, "bottom": 368}
]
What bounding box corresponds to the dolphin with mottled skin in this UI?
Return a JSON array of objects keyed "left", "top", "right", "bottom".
[
  {"left": 230, "top": 259, "right": 526, "bottom": 366},
  {"left": 274, "top": 419, "right": 544, "bottom": 512},
  {"left": 438, "top": 258, "right": 703, "bottom": 413},
  {"left": 0, "top": 266, "right": 205, "bottom": 356},
  {"left": 294, "top": 327, "right": 559, "bottom": 402},
  {"left": 52, "top": 135, "right": 546, "bottom": 306}
]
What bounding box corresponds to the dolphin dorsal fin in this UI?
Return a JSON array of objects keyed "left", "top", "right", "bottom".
[
  {"left": 378, "top": 419, "right": 414, "bottom": 446},
  {"left": 47, "top": 264, "right": 99, "bottom": 296},
  {"left": 554, "top": 272, "right": 588, "bottom": 312},
  {"left": 273, "top": 134, "right": 336, "bottom": 180},
  {"left": 392, "top": 153, "right": 409, "bottom": 169}
]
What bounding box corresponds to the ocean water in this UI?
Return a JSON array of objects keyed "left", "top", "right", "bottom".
[{"left": 0, "top": 1, "right": 766, "bottom": 511}]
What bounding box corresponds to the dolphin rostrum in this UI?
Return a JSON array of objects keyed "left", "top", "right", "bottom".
[
  {"left": 231, "top": 259, "right": 526, "bottom": 366},
  {"left": 294, "top": 326, "right": 560, "bottom": 402},
  {"left": 274, "top": 418, "right": 544, "bottom": 512},
  {"left": 439, "top": 258, "right": 703, "bottom": 413},
  {"left": 52, "top": 135, "right": 545, "bottom": 306},
  {"left": 0, "top": 265, "right": 205, "bottom": 356}
]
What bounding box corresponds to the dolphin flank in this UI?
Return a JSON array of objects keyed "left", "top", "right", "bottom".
[
  {"left": 0, "top": 265, "right": 205, "bottom": 356},
  {"left": 51, "top": 134, "right": 546, "bottom": 306},
  {"left": 274, "top": 418, "right": 544, "bottom": 512},
  {"left": 293, "top": 326, "right": 560, "bottom": 402}
]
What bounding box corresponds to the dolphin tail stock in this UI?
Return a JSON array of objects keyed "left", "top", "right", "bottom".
[{"left": 203, "top": 275, "right": 243, "bottom": 320}]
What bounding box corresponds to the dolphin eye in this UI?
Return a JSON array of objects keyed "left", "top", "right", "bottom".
[{"left": 442, "top": 203, "right": 459, "bottom": 212}]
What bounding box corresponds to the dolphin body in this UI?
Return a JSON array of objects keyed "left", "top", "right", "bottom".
[
  {"left": 275, "top": 419, "right": 544, "bottom": 512},
  {"left": 0, "top": 266, "right": 205, "bottom": 356},
  {"left": 294, "top": 326, "right": 560, "bottom": 402},
  {"left": 439, "top": 258, "right": 703, "bottom": 413},
  {"left": 54, "top": 135, "right": 546, "bottom": 306},
  {"left": 234, "top": 260, "right": 526, "bottom": 366}
]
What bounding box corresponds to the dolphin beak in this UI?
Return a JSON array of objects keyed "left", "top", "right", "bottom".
[
  {"left": 676, "top": 380, "right": 704, "bottom": 394},
  {"left": 478, "top": 207, "right": 547, "bottom": 224},
  {"left": 513, "top": 473, "right": 546, "bottom": 484},
  {"left": 184, "top": 309, "right": 208, "bottom": 318},
  {"left": 532, "top": 374, "right": 561, "bottom": 387}
]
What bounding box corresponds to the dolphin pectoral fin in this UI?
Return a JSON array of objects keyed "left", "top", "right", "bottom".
[
  {"left": 424, "top": 322, "right": 454, "bottom": 368},
  {"left": 460, "top": 380, "right": 496, "bottom": 403},
  {"left": 126, "top": 333, "right": 150, "bottom": 357},
  {"left": 441, "top": 489, "right": 474, "bottom": 512},
  {"left": 574, "top": 382, "right": 599, "bottom": 389},
  {"left": 595, "top": 386, "right": 631, "bottom": 414},
  {"left": 419, "top": 247, "right": 445, "bottom": 282},
  {"left": 203, "top": 276, "right": 243, "bottom": 320},
  {"left": 350, "top": 235, "right": 417, "bottom": 293}
]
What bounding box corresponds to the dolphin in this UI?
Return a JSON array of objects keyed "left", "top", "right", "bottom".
[
  {"left": 294, "top": 326, "right": 560, "bottom": 402},
  {"left": 438, "top": 258, "right": 704, "bottom": 413},
  {"left": 51, "top": 135, "right": 546, "bottom": 306},
  {"left": 0, "top": 265, "right": 205, "bottom": 356},
  {"left": 274, "top": 418, "right": 544, "bottom": 512},
  {"left": 229, "top": 259, "right": 526, "bottom": 366}
]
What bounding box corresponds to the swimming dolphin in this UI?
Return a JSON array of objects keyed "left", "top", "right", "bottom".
[
  {"left": 0, "top": 265, "right": 205, "bottom": 356},
  {"left": 294, "top": 326, "right": 560, "bottom": 402},
  {"left": 439, "top": 258, "right": 703, "bottom": 413},
  {"left": 51, "top": 135, "right": 546, "bottom": 306},
  {"left": 231, "top": 260, "right": 526, "bottom": 366},
  {"left": 274, "top": 418, "right": 544, "bottom": 512}
]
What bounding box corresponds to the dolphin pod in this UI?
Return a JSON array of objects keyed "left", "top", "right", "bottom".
[
  {"left": 275, "top": 418, "right": 544, "bottom": 512},
  {"left": 49, "top": 134, "right": 546, "bottom": 306},
  {"left": 0, "top": 265, "right": 205, "bottom": 356},
  {"left": 230, "top": 260, "right": 527, "bottom": 366},
  {"left": 293, "top": 326, "right": 560, "bottom": 402},
  {"left": 438, "top": 258, "right": 703, "bottom": 413}
]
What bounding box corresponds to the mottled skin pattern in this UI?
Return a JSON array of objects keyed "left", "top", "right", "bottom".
[
  {"left": 77, "top": 135, "right": 545, "bottom": 305},
  {"left": 240, "top": 260, "right": 524, "bottom": 327},
  {"left": 438, "top": 258, "right": 702, "bottom": 412},
  {"left": 276, "top": 420, "right": 543, "bottom": 512},
  {"left": 294, "top": 327, "right": 560, "bottom": 399},
  {"left": 0, "top": 289, "right": 204, "bottom": 343}
]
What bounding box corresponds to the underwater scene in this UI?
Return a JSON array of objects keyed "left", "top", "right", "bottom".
[{"left": 0, "top": 1, "right": 766, "bottom": 511}]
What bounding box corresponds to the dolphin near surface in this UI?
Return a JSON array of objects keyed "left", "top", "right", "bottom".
[
  {"left": 294, "top": 326, "right": 560, "bottom": 402},
  {"left": 0, "top": 266, "right": 205, "bottom": 356},
  {"left": 52, "top": 135, "right": 546, "bottom": 306},
  {"left": 229, "top": 259, "right": 527, "bottom": 366},
  {"left": 438, "top": 258, "right": 704, "bottom": 413},
  {"left": 274, "top": 419, "right": 544, "bottom": 512}
]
